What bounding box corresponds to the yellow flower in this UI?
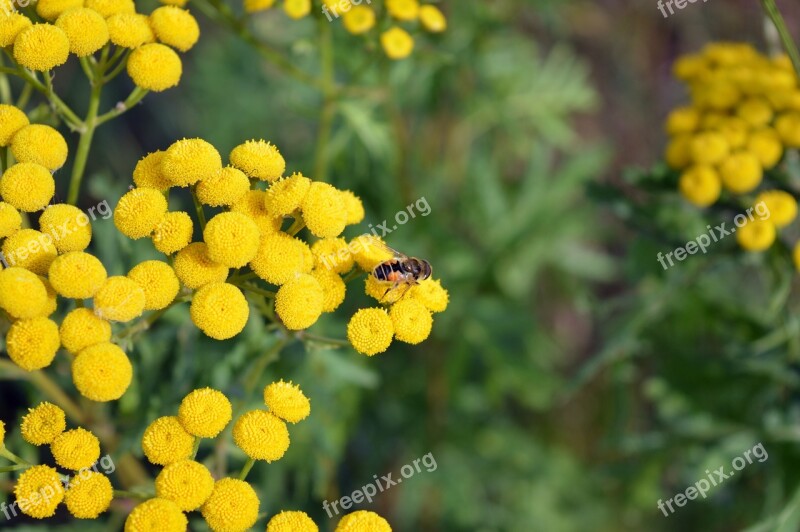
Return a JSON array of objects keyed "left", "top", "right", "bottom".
[
  {"left": 201, "top": 478, "right": 260, "bottom": 532},
  {"left": 263, "top": 380, "right": 311, "bottom": 423},
  {"left": 152, "top": 211, "right": 194, "bottom": 254},
  {"left": 0, "top": 104, "right": 29, "bottom": 146},
  {"left": 0, "top": 420, "right": 5, "bottom": 446},
  {"left": 719, "top": 152, "right": 763, "bottom": 194},
  {"left": 776, "top": 112, "right": 800, "bottom": 148},
  {"left": 13, "top": 23, "right": 70, "bottom": 71},
  {"left": 142, "top": 416, "right": 194, "bottom": 466},
  {"left": 0, "top": 267, "right": 49, "bottom": 318},
  {"left": 48, "top": 251, "right": 108, "bottom": 299},
  {"left": 6, "top": 317, "right": 60, "bottom": 371},
  {"left": 664, "top": 135, "right": 690, "bottom": 170},
  {"left": 678, "top": 165, "right": 721, "bottom": 208},
  {"left": 196, "top": 166, "right": 250, "bottom": 207},
  {"left": 114, "top": 187, "right": 168, "bottom": 239},
  {"left": 39, "top": 204, "right": 93, "bottom": 252},
  {"left": 736, "top": 218, "right": 776, "bottom": 252},
  {"left": 51, "top": 427, "right": 101, "bottom": 470},
  {"left": 748, "top": 128, "right": 783, "bottom": 169},
  {"left": 664, "top": 106, "right": 700, "bottom": 136},
  {"left": 343, "top": 5, "right": 375, "bottom": 34},
  {"left": 340, "top": 190, "right": 365, "bottom": 225},
  {"left": 128, "top": 260, "right": 180, "bottom": 310},
  {"left": 84, "top": 0, "right": 135, "bottom": 17},
  {"left": 267, "top": 511, "right": 319, "bottom": 532},
  {"left": 389, "top": 298, "right": 432, "bottom": 344},
  {"left": 265, "top": 172, "right": 311, "bottom": 216},
  {"left": 311, "top": 238, "right": 354, "bottom": 274},
  {"left": 737, "top": 97, "right": 773, "bottom": 128},
  {"left": 178, "top": 387, "right": 232, "bottom": 438},
  {"left": 381, "top": 26, "right": 414, "bottom": 59},
  {"left": 406, "top": 277, "right": 448, "bottom": 313},
  {"left": 351, "top": 235, "right": 393, "bottom": 271},
  {"left": 14, "top": 465, "right": 64, "bottom": 519},
  {"left": 231, "top": 189, "right": 283, "bottom": 236},
  {"left": 2, "top": 228, "right": 58, "bottom": 274},
  {"left": 714, "top": 117, "right": 748, "bottom": 150},
  {"left": 689, "top": 131, "right": 729, "bottom": 165},
  {"left": 149, "top": 6, "right": 200, "bottom": 52},
  {"left": 0, "top": 13, "right": 32, "bottom": 48},
  {"left": 93, "top": 275, "right": 146, "bottom": 322},
  {"left": 107, "top": 13, "right": 155, "bottom": 49},
  {"left": 162, "top": 137, "right": 222, "bottom": 187},
  {"left": 793, "top": 241, "right": 800, "bottom": 270},
  {"left": 59, "top": 308, "right": 112, "bottom": 354},
  {"left": 233, "top": 410, "right": 290, "bottom": 461},
  {"left": 160, "top": 0, "right": 188, "bottom": 6},
  {"left": 0, "top": 162, "right": 55, "bottom": 212},
  {"left": 124, "top": 498, "right": 188, "bottom": 532},
  {"left": 386, "top": 0, "right": 418, "bottom": 21},
  {"left": 56, "top": 8, "right": 109, "bottom": 56},
  {"left": 38, "top": 276, "right": 58, "bottom": 317},
  {"left": 0, "top": 202, "right": 24, "bottom": 241},
  {"left": 21, "top": 402, "right": 66, "bottom": 445},
  {"left": 133, "top": 150, "right": 170, "bottom": 191},
  {"left": 190, "top": 282, "right": 250, "bottom": 339},
  {"left": 335, "top": 510, "right": 392, "bottom": 532},
  {"left": 755, "top": 190, "right": 796, "bottom": 228},
  {"left": 250, "top": 232, "right": 314, "bottom": 285},
  {"left": 364, "top": 274, "right": 391, "bottom": 302},
  {"left": 173, "top": 242, "right": 229, "bottom": 289},
  {"left": 127, "top": 43, "right": 183, "bottom": 92},
  {"left": 64, "top": 471, "right": 113, "bottom": 518},
  {"left": 244, "top": 0, "right": 275, "bottom": 13},
  {"left": 347, "top": 308, "right": 394, "bottom": 356},
  {"left": 203, "top": 211, "right": 261, "bottom": 268},
  {"left": 155, "top": 460, "right": 215, "bottom": 511},
  {"left": 419, "top": 4, "right": 446, "bottom": 32},
  {"left": 275, "top": 274, "right": 324, "bottom": 330},
  {"left": 72, "top": 342, "right": 133, "bottom": 401},
  {"left": 301, "top": 182, "right": 347, "bottom": 238},
  {"left": 230, "top": 139, "right": 285, "bottom": 181},
  {"left": 36, "top": 0, "right": 82, "bottom": 20},
  {"left": 311, "top": 268, "right": 346, "bottom": 312},
  {"left": 284, "top": 0, "right": 310, "bottom": 19}
]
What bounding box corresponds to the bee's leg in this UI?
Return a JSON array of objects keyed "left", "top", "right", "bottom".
[{"left": 379, "top": 281, "right": 402, "bottom": 304}]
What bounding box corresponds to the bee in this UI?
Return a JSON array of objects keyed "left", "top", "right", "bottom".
[{"left": 371, "top": 242, "right": 432, "bottom": 303}]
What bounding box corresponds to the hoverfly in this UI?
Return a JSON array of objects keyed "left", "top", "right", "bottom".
[{"left": 370, "top": 241, "right": 432, "bottom": 303}]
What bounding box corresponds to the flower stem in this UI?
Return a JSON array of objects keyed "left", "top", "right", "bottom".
[
  {"left": 67, "top": 81, "right": 102, "bottom": 205},
  {"left": 238, "top": 458, "right": 256, "bottom": 480},
  {"left": 113, "top": 489, "right": 151, "bottom": 500},
  {"left": 0, "top": 446, "right": 32, "bottom": 466},
  {"left": 190, "top": 186, "right": 207, "bottom": 232},
  {"left": 313, "top": 15, "right": 336, "bottom": 181},
  {"left": 760, "top": 0, "right": 800, "bottom": 76},
  {"left": 191, "top": 437, "right": 201, "bottom": 459}
]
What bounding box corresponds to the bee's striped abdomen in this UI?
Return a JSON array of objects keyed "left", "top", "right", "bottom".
[{"left": 374, "top": 260, "right": 401, "bottom": 281}]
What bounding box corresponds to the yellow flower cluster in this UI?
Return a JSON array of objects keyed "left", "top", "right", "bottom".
[{"left": 665, "top": 43, "right": 800, "bottom": 253}]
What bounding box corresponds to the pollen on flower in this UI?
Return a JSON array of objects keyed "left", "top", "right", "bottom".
[
  {"left": 173, "top": 242, "right": 229, "bottom": 289},
  {"left": 311, "top": 268, "right": 346, "bottom": 312},
  {"left": 56, "top": 8, "right": 109, "bottom": 57},
  {"left": 347, "top": 308, "right": 394, "bottom": 356},
  {"left": 114, "top": 187, "right": 168, "bottom": 239},
  {"left": 48, "top": 251, "right": 108, "bottom": 299},
  {"left": 127, "top": 43, "right": 183, "bottom": 92},
  {"left": 59, "top": 307, "right": 112, "bottom": 354},
  {"left": 13, "top": 24, "right": 70, "bottom": 71},
  {"left": 230, "top": 139, "right": 285, "bottom": 181},
  {"left": 162, "top": 137, "right": 222, "bottom": 187},
  {"left": 21, "top": 402, "right": 66, "bottom": 445},
  {"left": 14, "top": 466, "right": 64, "bottom": 519},
  {"left": 263, "top": 380, "right": 311, "bottom": 423},
  {"left": 155, "top": 460, "right": 215, "bottom": 511},
  {"left": 72, "top": 342, "right": 133, "bottom": 402},
  {"left": 196, "top": 166, "right": 250, "bottom": 207},
  {"left": 203, "top": 211, "right": 261, "bottom": 267},
  {"left": 230, "top": 189, "right": 283, "bottom": 236},
  {"left": 107, "top": 12, "right": 155, "bottom": 49},
  {"left": 265, "top": 172, "right": 311, "bottom": 216},
  {"left": 50, "top": 427, "right": 101, "bottom": 470},
  {"left": 311, "top": 238, "right": 354, "bottom": 274},
  {"left": 275, "top": 274, "right": 324, "bottom": 330},
  {"left": 389, "top": 298, "right": 432, "bottom": 344},
  {"left": 0, "top": 13, "right": 32, "bottom": 48},
  {"left": 6, "top": 317, "right": 61, "bottom": 371},
  {"left": 152, "top": 211, "right": 194, "bottom": 254},
  {"left": 249, "top": 232, "right": 314, "bottom": 285},
  {"left": 124, "top": 498, "right": 188, "bottom": 532},
  {"left": 142, "top": 416, "right": 194, "bottom": 465},
  {"left": 301, "top": 182, "right": 347, "bottom": 238},
  {"left": 64, "top": 471, "right": 113, "bottom": 519},
  {"left": 190, "top": 282, "right": 250, "bottom": 340},
  {"left": 177, "top": 387, "right": 232, "bottom": 438},
  {"left": 233, "top": 410, "right": 290, "bottom": 461},
  {"left": 128, "top": 260, "right": 180, "bottom": 310},
  {"left": 406, "top": 278, "right": 448, "bottom": 313},
  {"left": 132, "top": 150, "right": 170, "bottom": 191},
  {"left": 201, "top": 478, "right": 260, "bottom": 532},
  {"left": 0, "top": 162, "right": 55, "bottom": 212},
  {"left": 149, "top": 6, "right": 200, "bottom": 52}
]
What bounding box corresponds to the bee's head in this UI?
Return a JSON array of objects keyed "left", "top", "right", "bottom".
[{"left": 418, "top": 260, "right": 433, "bottom": 280}]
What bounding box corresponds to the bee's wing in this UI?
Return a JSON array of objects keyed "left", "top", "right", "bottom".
[{"left": 368, "top": 238, "right": 408, "bottom": 260}]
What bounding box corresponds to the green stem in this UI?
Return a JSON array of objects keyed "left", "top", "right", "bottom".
[
  {"left": 67, "top": 81, "right": 102, "bottom": 205},
  {"left": 342, "top": 269, "right": 365, "bottom": 283},
  {"left": 286, "top": 216, "right": 305, "bottom": 236},
  {"left": 0, "top": 446, "right": 32, "bottom": 466},
  {"left": 313, "top": 16, "right": 336, "bottom": 181},
  {"left": 190, "top": 186, "right": 207, "bottom": 232},
  {"left": 115, "top": 301, "right": 180, "bottom": 341},
  {"left": 0, "top": 464, "right": 30, "bottom": 473},
  {"left": 298, "top": 332, "right": 349, "bottom": 346},
  {"left": 15, "top": 83, "right": 32, "bottom": 109},
  {"left": 238, "top": 458, "right": 255, "bottom": 480},
  {"left": 760, "top": 0, "right": 800, "bottom": 77},
  {"left": 191, "top": 437, "right": 201, "bottom": 459},
  {"left": 113, "top": 489, "right": 152, "bottom": 500},
  {"left": 102, "top": 50, "right": 131, "bottom": 83},
  {"left": 95, "top": 86, "right": 148, "bottom": 127},
  {"left": 243, "top": 337, "right": 289, "bottom": 393},
  {"left": 0, "top": 55, "right": 11, "bottom": 105},
  {"left": 0, "top": 147, "right": 6, "bottom": 172},
  {"left": 234, "top": 283, "right": 276, "bottom": 299}
]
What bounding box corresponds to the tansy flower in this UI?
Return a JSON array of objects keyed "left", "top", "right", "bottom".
[
  {"left": 0, "top": 202, "right": 22, "bottom": 238},
  {"left": 755, "top": 190, "right": 796, "bottom": 228},
  {"left": 347, "top": 308, "right": 394, "bottom": 356},
  {"left": 196, "top": 166, "right": 250, "bottom": 207},
  {"left": 715, "top": 117, "right": 748, "bottom": 150},
  {"left": 21, "top": 402, "right": 66, "bottom": 445},
  {"left": 107, "top": 13, "right": 155, "bottom": 49},
  {"left": 39, "top": 204, "right": 93, "bottom": 252},
  {"left": 265, "top": 172, "right": 312, "bottom": 216},
  {"left": 406, "top": 277, "right": 448, "bottom": 312},
  {"left": 736, "top": 218, "right": 776, "bottom": 252},
  {"left": 35, "top": 0, "right": 82, "bottom": 20},
  {"left": 365, "top": 274, "right": 393, "bottom": 302},
  {"left": 381, "top": 27, "right": 414, "bottom": 60},
  {"left": 311, "top": 268, "right": 346, "bottom": 312},
  {"left": 284, "top": 0, "right": 310, "bottom": 19},
  {"left": 689, "top": 131, "right": 729, "bottom": 165},
  {"left": 250, "top": 232, "right": 314, "bottom": 285},
  {"left": 267, "top": 511, "right": 319, "bottom": 532},
  {"left": 201, "top": 478, "right": 260, "bottom": 532},
  {"left": 72, "top": 342, "right": 133, "bottom": 401},
  {"left": 419, "top": 5, "right": 446, "bottom": 32},
  {"left": 142, "top": 416, "right": 194, "bottom": 465},
  {"left": 263, "top": 381, "right": 311, "bottom": 423},
  {"left": 664, "top": 135, "right": 691, "bottom": 170},
  {"left": 736, "top": 97, "right": 773, "bottom": 128},
  {"left": 340, "top": 190, "right": 365, "bottom": 225},
  {"left": 233, "top": 410, "right": 290, "bottom": 461},
  {"left": 343, "top": 6, "right": 375, "bottom": 35},
  {"left": 776, "top": 113, "right": 800, "bottom": 148},
  {"left": 160, "top": 0, "right": 189, "bottom": 6},
  {"left": 13, "top": 23, "right": 70, "bottom": 71},
  {"left": 50, "top": 427, "right": 101, "bottom": 470},
  {"left": 48, "top": 251, "right": 108, "bottom": 299},
  {"left": 0, "top": 13, "right": 32, "bottom": 47},
  {"left": 6, "top": 317, "right": 60, "bottom": 371},
  {"left": 275, "top": 274, "right": 324, "bottom": 330},
  {"left": 177, "top": 387, "right": 232, "bottom": 438},
  {"left": 124, "top": 498, "right": 188, "bottom": 532},
  {"left": 128, "top": 260, "right": 180, "bottom": 310},
  {"left": 203, "top": 212, "right": 261, "bottom": 268},
  {"left": 230, "top": 139, "right": 285, "bottom": 181},
  {"left": 149, "top": 6, "right": 200, "bottom": 52},
  {"left": 84, "top": 0, "right": 135, "bottom": 17},
  {"left": 64, "top": 471, "right": 113, "bottom": 518},
  {"left": 719, "top": 152, "right": 763, "bottom": 194},
  {"left": 665, "top": 106, "right": 700, "bottom": 136},
  {"left": 0, "top": 267, "right": 49, "bottom": 319},
  {"left": 93, "top": 276, "right": 146, "bottom": 322},
  {"left": 56, "top": 8, "right": 109, "bottom": 56},
  {"left": 127, "top": 43, "right": 183, "bottom": 92},
  {"left": 311, "top": 238, "right": 354, "bottom": 274},
  {"left": 152, "top": 211, "right": 194, "bottom": 254},
  {"left": 173, "top": 242, "right": 229, "bottom": 289},
  {"left": 155, "top": 460, "right": 215, "bottom": 511},
  {"left": 335, "top": 510, "right": 392, "bottom": 532},
  {"left": 162, "top": 137, "right": 222, "bottom": 187},
  {"left": 386, "top": 0, "right": 418, "bottom": 21},
  {"left": 244, "top": 0, "right": 275, "bottom": 13},
  {"left": 190, "top": 282, "right": 250, "bottom": 340},
  {"left": 14, "top": 466, "right": 64, "bottom": 519},
  {"left": 748, "top": 128, "right": 783, "bottom": 169},
  {"left": 133, "top": 151, "right": 170, "bottom": 191},
  {"left": 351, "top": 234, "right": 393, "bottom": 271},
  {"left": 59, "top": 308, "right": 112, "bottom": 354},
  {"left": 678, "top": 166, "right": 721, "bottom": 208},
  {"left": 0, "top": 104, "right": 29, "bottom": 146},
  {"left": 114, "top": 187, "right": 169, "bottom": 239},
  {"left": 0, "top": 162, "right": 55, "bottom": 211},
  {"left": 389, "top": 299, "right": 432, "bottom": 344},
  {"left": 230, "top": 189, "right": 283, "bottom": 236},
  {"left": 301, "top": 182, "right": 347, "bottom": 238},
  {"left": 2, "top": 229, "right": 58, "bottom": 274}
]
